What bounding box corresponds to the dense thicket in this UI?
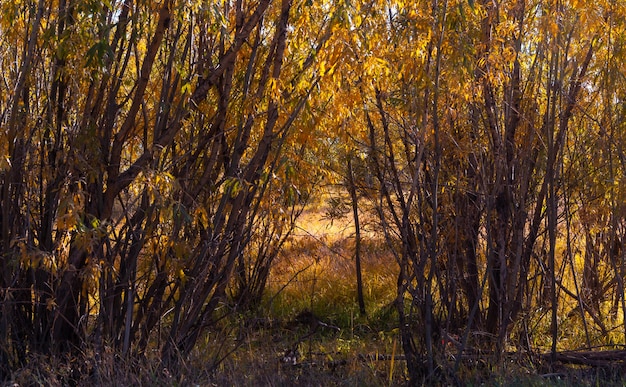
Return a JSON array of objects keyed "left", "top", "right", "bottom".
[
  {"left": 324, "top": 0, "right": 626, "bottom": 381},
  {"left": 2, "top": 0, "right": 626, "bottom": 384},
  {"left": 0, "top": 0, "right": 331, "bottom": 373}
]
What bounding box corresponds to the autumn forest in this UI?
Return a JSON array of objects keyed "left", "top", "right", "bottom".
[{"left": 2, "top": 0, "right": 626, "bottom": 384}]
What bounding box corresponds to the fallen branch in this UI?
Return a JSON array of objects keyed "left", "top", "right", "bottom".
[{"left": 542, "top": 350, "right": 626, "bottom": 367}]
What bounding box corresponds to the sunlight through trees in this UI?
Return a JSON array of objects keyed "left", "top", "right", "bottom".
[{"left": 2, "top": 0, "right": 626, "bottom": 384}]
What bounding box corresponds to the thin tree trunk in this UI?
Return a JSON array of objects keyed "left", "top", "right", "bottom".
[{"left": 347, "top": 156, "right": 366, "bottom": 316}]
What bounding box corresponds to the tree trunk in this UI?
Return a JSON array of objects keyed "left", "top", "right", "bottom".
[{"left": 347, "top": 156, "right": 366, "bottom": 316}]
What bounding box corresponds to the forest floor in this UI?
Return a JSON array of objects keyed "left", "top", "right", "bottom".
[
  {"left": 8, "top": 206, "right": 626, "bottom": 386},
  {"left": 199, "top": 206, "right": 626, "bottom": 386},
  {"left": 197, "top": 210, "right": 626, "bottom": 386},
  {"left": 205, "top": 207, "right": 410, "bottom": 385}
]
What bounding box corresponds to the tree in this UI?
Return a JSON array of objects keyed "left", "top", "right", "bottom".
[
  {"left": 327, "top": 0, "right": 626, "bottom": 382},
  {"left": 3, "top": 0, "right": 626, "bottom": 383},
  {"left": 0, "top": 0, "right": 336, "bottom": 372}
]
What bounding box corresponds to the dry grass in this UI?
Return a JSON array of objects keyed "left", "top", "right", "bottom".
[
  {"left": 5, "top": 206, "right": 405, "bottom": 386},
  {"left": 7, "top": 205, "right": 626, "bottom": 386},
  {"left": 219, "top": 206, "right": 407, "bottom": 385}
]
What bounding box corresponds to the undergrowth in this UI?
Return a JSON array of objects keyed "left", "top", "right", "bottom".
[{"left": 5, "top": 210, "right": 626, "bottom": 386}]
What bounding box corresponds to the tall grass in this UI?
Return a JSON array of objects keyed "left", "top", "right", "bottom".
[{"left": 6, "top": 207, "right": 626, "bottom": 386}]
